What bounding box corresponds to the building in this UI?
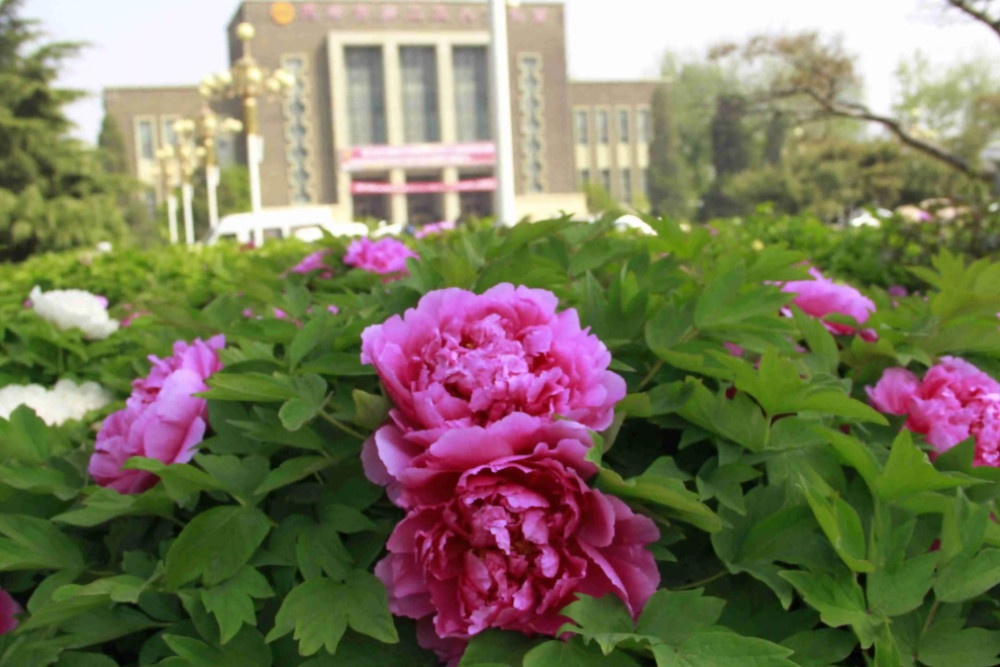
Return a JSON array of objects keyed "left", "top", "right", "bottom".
[{"left": 103, "top": 0, "right": 660, "bottom": 228}]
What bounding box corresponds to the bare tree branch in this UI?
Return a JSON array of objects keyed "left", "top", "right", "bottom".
[{"left": 945, "top": 0, "right": 1000, "bottom": 42}]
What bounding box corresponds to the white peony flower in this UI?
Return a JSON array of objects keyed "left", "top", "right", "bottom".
[
  {"left": 0, "top": 379, "right": 113, "bottom": 426},
  {"left": 29, "top": 285, "right": 119, "bottom": 340}
]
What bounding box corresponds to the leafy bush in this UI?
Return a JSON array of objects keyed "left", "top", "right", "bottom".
[{"left": 0, "top": 217, "right": 998, "bottom": 666}]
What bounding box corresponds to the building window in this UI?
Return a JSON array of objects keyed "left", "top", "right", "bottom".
[
  {"left": 637, "top": 108, "right": 651, "bottom": 143},
  {"left": 400, "top": 46, "right": 440, "bottom": 143},
  {"left": 575, "top": 109, "right": 589, "bottom": 145},
  {"left": 216, "top": 134, "right": 236, "bottom": 167},
  {"left": 600, "top": 168, "right": 611, "bottom": 193},
  {"left": 617, "top": 110, "right": 630, "bottom": 143},
  {"left": 282, "top": 53, "right": 316, "bottom": 204},
  {"left": 517, "top": 54, "right": 545, "bottom": 193},
  {"left": 143, "top": 189, "right": 156, "bottom": 218},
  {"left": 453, "top": 46, "right": 489, "bottom": 142},
  {"left": 346, "top": 46, "right": 387, "bottom": 145},
  {"left": 596, "top": 110, "right": 609, "bottom": 144},
  {"left": 136, "top": 119, "right": 155, "bottom": 160},
  {"left": 621, "top": 168, "right": 632, "bottom": 202},
  {"left": 640, "top": 167, "right": 649, "bottom": 196},
  {"left": 161, "top": 116, "right": 179, "bottom": 149},
  {"left": 577, "top": 168, "right": 590, "bottom": 189}
]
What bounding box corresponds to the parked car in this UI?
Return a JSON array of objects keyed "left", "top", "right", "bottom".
[{"left": 204, "top": 207, "right": 369, "bottom": 246}]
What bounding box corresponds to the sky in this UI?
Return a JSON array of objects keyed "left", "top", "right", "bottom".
[{"left": 21, "top": 0, "right": 1000, "bottom": 145}]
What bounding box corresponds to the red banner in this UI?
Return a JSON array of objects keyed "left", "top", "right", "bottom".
[
  {"left": 340, "top": 142, "right": 496, "bottom": 171},
  {"left": 351, "top": 177, "right": 497, "bottom": 195}
]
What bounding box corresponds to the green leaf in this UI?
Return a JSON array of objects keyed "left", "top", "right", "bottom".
[
  {"left": 254, "top": 456, "right": 335, "bottom": 497},
  {"left": 54, "top": 653, "right": 120, "bottom": 667},
  {"left": 524, "top": 638, "right": 641, "bottom": 667},
  {"left": 52, "top": 486, "right": 175, "bottom": 527},
  {"left": 122, "top": 457, "right": 225, "bottom": 500},
  {"left": 195, "top": 455, "right": 270, "bottom": 502},
  {"left": 917, "top": 619, "right": 1000, "bottom": 667},
  {"left": 799, "top": 481, "right": 872, "bottom": 573},
  {"left": 558, "top": 594, "right": 638, "bottom": 655},
  {"left": 779, "top": 569, "right": 875, "bottom": 647},
  {"left": 678, "top": 383, "right": 768, "bottom": 452},
  {"left": 296, "top": 523, "right": 353, "bottom": 581},
  {"left": 165, "top": 505, "right": 271, "bottom": 589},
  {"left": 653, "top": 631, "right": 799, "bottom": 667},
  {"left": 780, "top": 629, "right": 856, "bottom": 667},
  {"left": 352, "top": 389, "right": 390, "bottom": 431},
  {"left": 458, "top": 629, "right": 541, "bottom": 666},
  {"left": 635, "top": 589, "right": 725, "bottom": 647},
  {"left": 204, "top": 372, "right": 296, "bottom": 402},
  {"left": 867, "top": 552, "right": 937, "bottom": 617},
  {"left": 288, "top": 311, "right": 337, "bottom": 370},
  {"left": 266, "top": 574, "right": 398, "bottom": 656},
  {"left": 0, "top": 514, "right": 84, "bottom": 571},
  {"left": 877, "top": 430, "right": 974, "bottom": 501},
  {"left": 0, "top": 404, "right": 69, "bottom": 462},
  {"left": 202, "top": 567, "right": 275, "bottom": 644},
  {"left": 163, "top": 626, "right": 273, "bottom": 667},
  {"left": 934, "top": 549, "right": 1000, "bottom": 603},
  {"left": 596, "top": 458, "right": 722, "bottom": 533}
]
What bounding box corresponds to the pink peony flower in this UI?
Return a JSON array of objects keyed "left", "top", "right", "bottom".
[
  {"left": 868, "top": 356, "right": 1000, "bottom": 466},
  {"left": 782, "top": 268, "right": 877, "bottom": 341},
  {"left": 0, "top": 590, "right": 20, "bottom": 635},
  {"left": 344, "top": 237, "right": 419, "bottom": 277},
  {"left": 415, "top": 220, "right": 456, "bottom": 239},
  {"left": 90, "top": 335, "right": 225, "bottom": 493},
  {"left": 360, "top": 284, "right": 626, "bottom": 449},
  {"left": 375, "top": 450, "right": 660, "bottom": 660},
  {"left": 290, "top": 248, "right": 333, "bottom": 278},
  {"left": 363, "top": 413, "right": 597, "bottom": 508},
  {"left": 129, "top": 335, "right": 225, "bottom": 409}
]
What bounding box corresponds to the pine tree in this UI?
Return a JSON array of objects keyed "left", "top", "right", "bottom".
[
  {"left": 0, "top": 0, "right": 128, "bottom": 261},
  {"left": 647, "top": 83, "right": 689, "bottom": 218}
]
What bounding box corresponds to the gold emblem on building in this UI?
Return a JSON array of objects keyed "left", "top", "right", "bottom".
[{"left": 270, "top": 2, "right": 296, "bottom": 26}]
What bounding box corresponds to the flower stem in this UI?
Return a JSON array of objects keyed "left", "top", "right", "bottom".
[
  {"left": 319, "top": 411, "right": 367, "bottom": 441},
  {"left": 677, "top": 569, "right": 728, "bottom": 590},
  {"left": 921, "top": 599, "right": 941, "bottom": 637}
]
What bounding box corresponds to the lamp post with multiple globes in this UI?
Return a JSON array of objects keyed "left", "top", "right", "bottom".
[
  {"left": 197, "top": 106, "right": 243, "bottom": 229},
  {"left": 200, "top": 22, "right": 294, "bottom": 214},
  {"left": 155, "top": 145, "right": 180, "bottom": 244},
  {"left": 170, "top": 118, "right": 204, "bottom": 245}
]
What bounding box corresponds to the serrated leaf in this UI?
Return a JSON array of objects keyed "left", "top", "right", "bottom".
[
  {"left": 636, "top": 589, "right": 725, "bottom": 647},
  {"left": 935, "top": 548, "right": 1000, "bottom": 603},
  {"left": 917, "top": 619, "right": 1000, "bottom": 667},
  {"left": 165, "top": 505, "right": 271, "bottom": 589},
  {"left": 877, "top": 430, "right": 974, "bottom": 501},
  {"left": 255, "top": 456, "right": 335, "bottom": 496},
  {"left": 524, "top": 638, "right": 641, "bottom": 667},
  {"left": 202, "top": 567, "right": 275, "bottom": 644},
  {"left": 0, "top": 514, "right": 84, "bottom": 571},
  {"left": 266, "top": 574, "right": 398, "bottom": 656},
  {"left": 654, "top": 631, "right": 799, "bottom": 667}
]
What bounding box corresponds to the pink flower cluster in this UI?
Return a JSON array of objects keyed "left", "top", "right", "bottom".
[
  {"left": 361, "top": 285, "right": 658, "bottom": 662},
  {"left": 414, "top": 220, "right": 456, "bottom": 239},
  {"left": 344, "top": 237, "right": 419, "bottom": 277},
  {"left": 0, "top": 590, "right": 19, "bottom": 635},
  {"left": 868, "top": 356, "right": 1000, "bottom": 466},
  {"left": 89, "top": 335, "right": 225, "bottom": 494},
  {"left": 290, "top": 248, "right": 333, "bottom": 278},
  {"left": 782, "top": 268, "right": 877, "bottom": 341}
]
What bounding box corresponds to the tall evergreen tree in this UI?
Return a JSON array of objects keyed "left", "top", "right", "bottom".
[
  {"left": 647, "top": 83, "right": 688, "bottom": 218},
  {"left": 700, "top": 94, "right": 750, "bottom": 219},
  {"left": 97, "top": 113, "right": 128, "bottom": 174},
  {"left": 0, "top": 0, "right": 128, "bottom": 261}
]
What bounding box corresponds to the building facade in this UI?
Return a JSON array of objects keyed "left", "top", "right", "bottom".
[{"left": 103, "top": 0, "right": 660, "bottom": 227}]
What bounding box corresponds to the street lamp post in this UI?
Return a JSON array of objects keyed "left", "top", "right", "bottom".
[
  {"left": 488, "top": 0, "right": 517, "bottom": 227},
  {"left": 171, "top": 119, "right": 204, "bottom": 245},
  {"left": 197, "top": 106, "right": 243, "bottom": 229},
  {"left": 155, "top": 146, "right": 180, "bottom": 244},
  {"left": 201, "top": 23, "right": 293, "bottom": 214}
]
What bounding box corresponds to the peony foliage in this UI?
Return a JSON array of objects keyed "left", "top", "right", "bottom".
[{"left": 0, "top": 217, "right": 998, "bottom": 665}]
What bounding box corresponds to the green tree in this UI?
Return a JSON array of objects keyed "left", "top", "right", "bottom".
[
  {"left": 0, "top": 0, "right": 129, "bottom": 261},
  {"left": 188, "top": 165, "right": 251, "bottom": 240},
  {"left": 647, "top": 83, "right": 688, "bottom": 218},
  {"left": 97, "top": 112, "right": 160, "bottom": 245}
]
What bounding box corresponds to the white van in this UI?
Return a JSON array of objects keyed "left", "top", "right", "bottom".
[{"left": 204, "top": 207, "right": 369, "bottom": 246}]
